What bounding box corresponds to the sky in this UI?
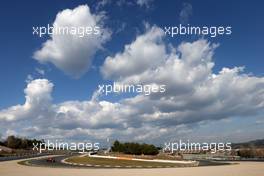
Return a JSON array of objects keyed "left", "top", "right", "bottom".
[{"left": 0, "top": 0, "right": 264, "bottom": 145}]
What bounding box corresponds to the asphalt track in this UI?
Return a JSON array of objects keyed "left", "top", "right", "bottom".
[
  {"left": 1, "top": 156, "right": 264, "bottom": 176},
  {"left": 21, "top": 155, "right": 231, "bottom": 168}
]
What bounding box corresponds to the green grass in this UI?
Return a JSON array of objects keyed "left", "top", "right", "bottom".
[{"left": 66, "top": 156, "right": 189, "bottom": 168}]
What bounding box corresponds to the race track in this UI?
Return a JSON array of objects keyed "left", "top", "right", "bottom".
[
  {"left": 18, "top": 155, "right": 229, "bottom": 168},
  {"left": 0, "top": 155, "right": 264, "bottom": 176}
]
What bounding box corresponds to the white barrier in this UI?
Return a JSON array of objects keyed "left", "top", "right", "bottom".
[{"left": 88, "top": 154, "right": 197, "bottom": 164}]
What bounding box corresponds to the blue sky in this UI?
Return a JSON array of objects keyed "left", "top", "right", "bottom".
[{"left": 0, "top": 0, "right": 263, "bottom": 144}]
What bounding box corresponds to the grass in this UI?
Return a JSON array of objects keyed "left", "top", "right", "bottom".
[
  {"left": 66, "top": 156, "right": 190, "bottom": 168},
  {"left": 17, "top": 160, "right": 27, "bottom": 165}
]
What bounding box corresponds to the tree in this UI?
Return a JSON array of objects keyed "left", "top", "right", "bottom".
[
  {"left": 20, "top": 138, "right": 29, "bottom": 149},
  {"left": 111, "top": 140, "right": 159, "bottom": 155},
  {"left": 3, "top": 136, "right": 44, "bottom": 149},
  {"left": 6, "top": 136, "right": 21, "bottom": 149},
  {"left": 111, "top": 140, "right": 124, "bottom": 152}
]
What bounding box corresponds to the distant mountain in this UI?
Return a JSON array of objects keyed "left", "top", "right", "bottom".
[{"left": 232, "top": 139, "right": 264, "bottom": 149}]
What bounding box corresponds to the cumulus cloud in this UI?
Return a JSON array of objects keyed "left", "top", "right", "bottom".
[
  {"left": 33, "top": 5, "right": 111, "bottom": 78},
  {"left": 101, "top": 26, "right": 166, "bottom": 79},
  {"left": 101, "top": 26, "right": 264, "bottom": 134},
  {"left": 1, "top": 25, "right": 264, "bottom": 143},
  {"left": 0, "top": 79, "right": 135, "bottom": 141},
  {"left": 0, "top": 79, "right": 53, "bottom": 122}
]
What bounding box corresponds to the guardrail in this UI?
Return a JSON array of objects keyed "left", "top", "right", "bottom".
[
  {"left": 89, "top": 154, "right": 199, "bottom": 165},
  {"left": 0, "top": 153, "right": 51, "bottom": 162}
]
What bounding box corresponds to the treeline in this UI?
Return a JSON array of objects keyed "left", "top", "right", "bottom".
[
  {"left": 0, "top": 135, "right": 43, "bottom": 149},
  {"left": 111, "top": 140, "right": 159, "bottom": 155},
  {"left": 232, "top": 139, "right": 264, "bottom": 149},
  {"left": 237, "top": 149, "right": 264, "bottom": 158}
]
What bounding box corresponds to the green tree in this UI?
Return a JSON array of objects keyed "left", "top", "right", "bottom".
[
  {"left": 6, "top": 136, "right": 21, "bottom": 149},
  {"left": 111, "top": 140, "right": 159, "bottom": 155}
]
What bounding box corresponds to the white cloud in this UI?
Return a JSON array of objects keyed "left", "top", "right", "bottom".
[
  {"left": 101, "top": 26, "right": 264, "bottom": 132},
  {"left": 1, "top": 25, "right": 264, "bottom": 143},
  {"left": 101, "top": 26, "right": 166, "bottom": 79},
  {"left": 95, "top": 0, "right": 111, "bottom": 10},
  {"left": 26, "top": 74, "right": 33, "bottom": 83},
  {"left": 0, "top": 79, "right": 135, "bottom": 141},
  {"left": 33, "top": 5, "right": 111, "bottom": 78},
  {"left": 136, "top": 0, "right": 153, "bottom": 8},
  {"left": 35, "top": 68, "right": 45, "bottom": 76},
  {"left": 0, "top": 79, "right": 53, "bottom": 122},
  {"left": 115, "top": 0, "right": 134, "bottom": 7},
  {"left": 179, "top": 2, "right": 192, "bottom": 24}
]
